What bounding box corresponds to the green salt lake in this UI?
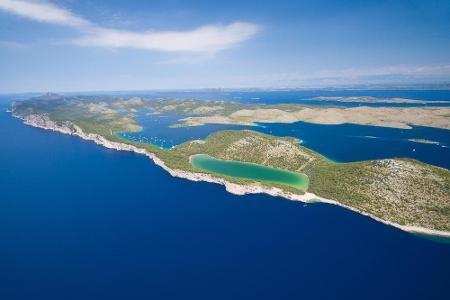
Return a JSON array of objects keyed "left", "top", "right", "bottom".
[{"left": 191, "top": 154, "right": 309, "bottom": 192}]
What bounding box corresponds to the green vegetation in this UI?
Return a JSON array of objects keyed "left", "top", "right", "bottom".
[{"left": 10, "top": 95, "right": 450, "bottom": 232}]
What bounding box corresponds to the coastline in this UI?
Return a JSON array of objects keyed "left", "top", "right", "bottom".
[{"left": 12, "top": 112, "right": 450, "bottom": 239}]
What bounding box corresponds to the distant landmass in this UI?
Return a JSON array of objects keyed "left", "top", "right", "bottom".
[{"left": 307, "top": 96, "right": 450, "bottom": 104}]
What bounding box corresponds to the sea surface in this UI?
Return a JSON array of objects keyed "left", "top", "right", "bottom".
[
  {"left": 117, "top": 111, "right": 254, "bottom": 149},
  {"left": 119, "top": 90, "right": 450, "bottom": 169},
  {"left": 1, "top": 92, "right": 450, "bottom": 300}
]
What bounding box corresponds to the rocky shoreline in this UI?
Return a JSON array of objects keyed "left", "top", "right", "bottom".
[{"left": 12, "top": 112, "right": 450, "bottom": 239}]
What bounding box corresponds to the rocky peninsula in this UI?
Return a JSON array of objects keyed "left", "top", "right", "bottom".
[
  {"left": 12, "top": 111, "right": 450, "bottom": 239},
  {"left": 9, "top": 94, "right": 450, "bottom": 239}
]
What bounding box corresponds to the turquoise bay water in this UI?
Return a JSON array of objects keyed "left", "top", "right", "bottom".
[{"left": 191, "top": 154, "right": 309, "bottom": 191}]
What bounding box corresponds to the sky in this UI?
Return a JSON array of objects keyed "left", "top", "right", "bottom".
[{"left": 0, "top": 0, "right": 449, "bottom": 93}]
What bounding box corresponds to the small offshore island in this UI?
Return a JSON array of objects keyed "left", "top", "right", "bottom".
[
  {"left": 408, "top": 138, "right": 440, "bottom": 145},
  {"left": 9, "top": 94, "right": 450, "bottom": 238}
]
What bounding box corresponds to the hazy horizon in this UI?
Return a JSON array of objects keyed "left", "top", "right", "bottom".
[{"left": 2, "top": 83, "right": 450, "bottom": 96}]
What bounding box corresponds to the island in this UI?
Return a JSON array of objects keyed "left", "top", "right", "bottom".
[
  {"left": 307, "top": 96, "right": 450, "bottom": 104},
  {"left": 408, "top": 138, "right": 440, "bottom": 145},
  {"left": 9, "top": 94, "right": 450, "bottom": 238},
  {"left": 131, "top": 97, "right": 450, "bottom": 130}
]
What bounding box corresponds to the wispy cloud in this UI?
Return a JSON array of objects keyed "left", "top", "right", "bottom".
[
  {"left": 0, "top": 0, "right": 89, "bottom": 27},
  {"left": 0, "top": 0, "right": 260, "bottom": 53},
  {"left": 74, "top": 22, "right": 259, "bottom": 52}
]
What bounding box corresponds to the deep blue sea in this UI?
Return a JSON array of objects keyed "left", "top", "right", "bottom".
[
  {"left": 122, "top": 111, "right": 450, "bottom": 168},
  {"left": 119, "top": 90, "right": 450, "bottom": 169},
  {"left": 1, "top": 91, "right": 450, "bottom": 300},
  {"left": 117, "top": 111, "right": 254, "bottom": 149}
]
